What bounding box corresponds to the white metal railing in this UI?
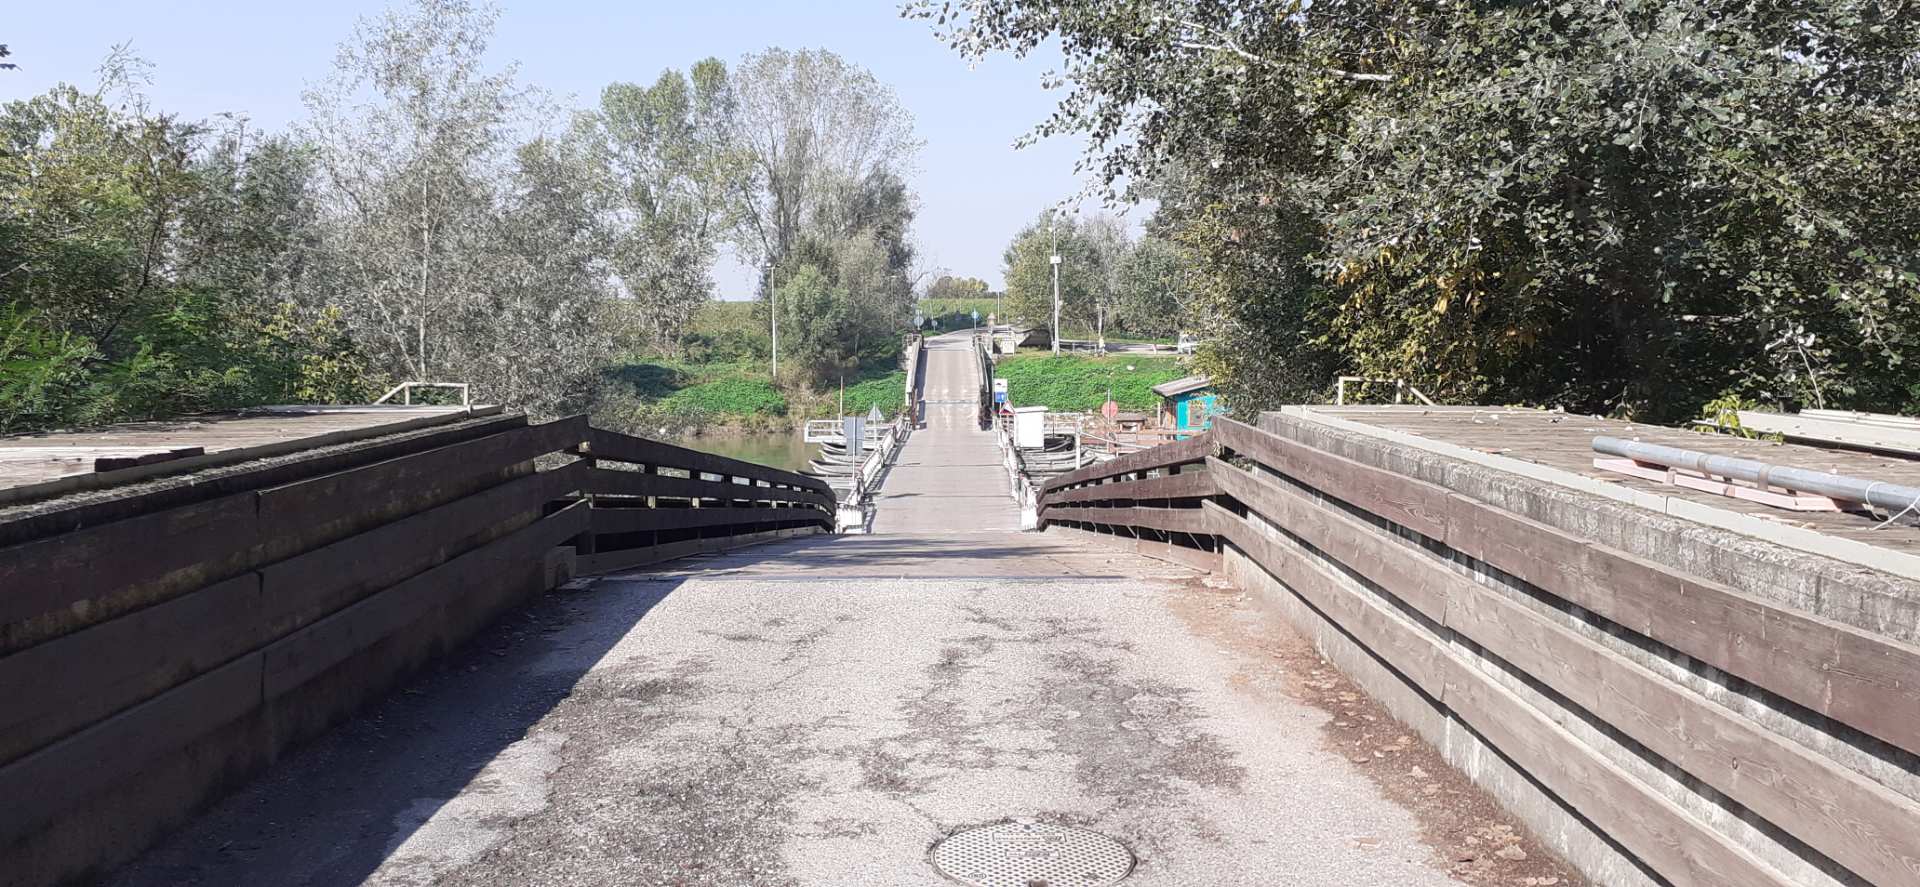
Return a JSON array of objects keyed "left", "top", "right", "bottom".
[
  {"left": 996, "top": 418, "right": 1041, "bottom": 530},
  {"left": 803, "top": 418, "right": 894, "bottom": 444},
  {"left": 1079, "top": 428, "right": 1185, "bottom": 456},
  {"left": 829, "top": 335, "right": 924, "bottom": 531},
  {"left": 374, "top": 381, "right": 471, "bottom": 407},
  {"left": 835, "top": 417, "right": 909, "bottom": 532},
  {"left": 1333, "top": 375, "right": 1436, "bottom": 406}
]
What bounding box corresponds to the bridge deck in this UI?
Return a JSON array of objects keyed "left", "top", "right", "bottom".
[
  {"left": 108, "top": 531, "right": 1489, "bottom": 886},
  {"left": 872, "top": 330, "right": 1019, "bottom": 533},
  {"left": 99, "top": 338, "right": 1573, "bottom": 886}
]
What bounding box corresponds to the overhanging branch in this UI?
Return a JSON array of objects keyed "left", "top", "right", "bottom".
[{"left": 1159, "top": 16, "right": 1392, "bottom": 84}]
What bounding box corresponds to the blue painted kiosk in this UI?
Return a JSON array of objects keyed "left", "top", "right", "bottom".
[{"left": 1152, "top": 375, "right": 1223, "bottom": 435}]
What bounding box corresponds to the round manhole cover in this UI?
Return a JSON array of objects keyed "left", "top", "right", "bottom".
[{"left": 930, "top": 820, "right": 1135, "bottom": 887}]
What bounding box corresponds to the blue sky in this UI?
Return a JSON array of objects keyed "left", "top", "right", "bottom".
[{"left": 4, "top": 1, "right": 1137, "bottom": 295}]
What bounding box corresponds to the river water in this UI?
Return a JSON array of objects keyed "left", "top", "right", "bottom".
[{"left": 673, "top": 430, "right": 815, "bottom": 473}]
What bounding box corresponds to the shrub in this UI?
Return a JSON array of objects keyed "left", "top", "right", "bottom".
[
  {"left": 660, "top": 377, "right": 788, "bottom": 417},
  {"left": 836, "top": 371, "right": 907, "bottom": 418}
]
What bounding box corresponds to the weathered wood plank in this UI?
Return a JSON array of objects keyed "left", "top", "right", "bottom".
[
  {"left": 589, "top": 505, "right": 830, "bottom": 536},
  {"left": 1217, "top": 450, "right": 1920, "bottom": 886},
  {"left": 1443, "top": 492, "right": 1599, "bottom": 622},
  {"left": 1041, "top": 503, "right": 1212, "bottom": 536},
  {"left": 0, "top": 413, "right": 526, "bottom": 549},
  {"left": 1439, "top": 667, "right": 1797, "bottom": 887},
  {"left": 261, "top": 502, "right": 589, "bottom": 700},
  {"left": 1133, "top": 537, "right": 1221, "bottom": 572},
  {"left": 0, "top": 447, "right": 585, "bottom": 768},
  {"left": 1214, "top": 417, "right": 1450, "bottom": 541},
  {"left": 0, "top": 652, "right": 264, "bottom": 846},
  {"left": 1206, "top": 502, "right": 1449, "bottom": 693},
  {"left": 1042, "top": 470, "right": 1218, "bottom": 506},
  {"left": 0, "top": 574, "right": 260, "bottom": 767},
  {"left": 1230, "top": 414, "right": 1920, "bottom": 760},
  {"left": 0, "top": 418, "right": 584, "bottom": 654},
  {"left": 1206, "top": 457, "right": 1449, "bottom": 623},
  {"left": 0, "top": 407, "right": 493, "bottom": 510},
  {"left": 575, "top": 526, "right": 821, "bottom": 575},
  {"left": 579, "top": 427, "right": 833, "bottom": 498},
  {"left": 1044, "top": 434, "right": 1212, "bottom": 493},
  {"left": 0, "top": 494, "right": 260, "bottom": 655},
  {"left": 257, "top": 462, "right": 586, "bottom": 641},
  {"left": 1445, "top": 578, "right": 1920, "bottom": 887},
  {"left": 1209, "top": 502, "right": 1798, "bottom": 887},
  {"left": 254, "top": 415, "right": 587, "bottom": 563},
  {"left": 1735, "top": 410, "right": 1920, "bottom": 457},
  {"left": 585, "top": 466, "right": 833, "bottom": 509},
  {"left": 1449, "top": 489, "right": 1920, "bottom": 758}
]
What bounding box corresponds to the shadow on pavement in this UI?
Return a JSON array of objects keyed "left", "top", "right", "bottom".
[
  {"left": 107, "top": 577, "right": 681, "bottom": 887},
  {"left": 106, "top": 531, "right": 1156, "bottom": 884}
]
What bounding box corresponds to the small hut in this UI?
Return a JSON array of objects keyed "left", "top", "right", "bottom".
[{"left": 1152, "top": 375, "right": 1221, "bottom": 432}]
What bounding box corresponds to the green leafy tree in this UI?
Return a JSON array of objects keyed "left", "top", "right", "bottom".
[
  {"left": 926, "top": 275, "right": 990, "bottom": 301},
  {"left": 919, "top": 0, "right": 1920, "bottom": 419},
  {"left": 725, "top": 48, "right": 922, "bottom": 377},
  {"left": 727, "top": 48, "right": 921, "bottom": 276},
  {"left": 0, "top": 54, "right": 381, "bottom": 432},
  {"left": 1113, "top": 234, "right": 1186, "bottom": 339},
  {"left": 1001, "top": 211, "right": 1118, "bottom": 339},
  {"left": 596, "top": 59, "right": 738, "bottom": 352},
  {"left": 302, "top": 0, "right": 614, "bottom": 416},
  {"left": 0, "top": 71, "right": 201, "bottom": 352},
  {"left": 771, "top": 262, "right": 854, "bottom": 381}
]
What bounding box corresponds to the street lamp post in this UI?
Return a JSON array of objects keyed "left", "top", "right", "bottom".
[
  {"left": 1050, "top": 221, "right": 1061, "bottom": 356},
  {"left": 768, "top": 266, "right": 779, "bottom": 381}
]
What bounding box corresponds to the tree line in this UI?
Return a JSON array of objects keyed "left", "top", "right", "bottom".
[
  {"left": 1, "top": 0, "right": 920, "bottom": 434},
  {"left": 1000, "top": 211, "right": 1185, "bottom": 342},
  {"left": 918, "top": 1, "right": 1920, "bottom": 422}
]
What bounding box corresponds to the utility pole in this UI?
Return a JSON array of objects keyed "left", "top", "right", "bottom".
[
  {"left": 1050, "top": 218, "right": 1062, "bottom": 357},
  {"left": 768, "top": 267, "right": 779, "bottom": 381}
]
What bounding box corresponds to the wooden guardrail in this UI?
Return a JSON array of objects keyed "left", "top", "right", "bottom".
[
  {"left": 0, "top": 416, "right": 833, "bottom": 887},
  {"left": 575, "top": 426, "right": 835, "bottom": 569},
  {"left": 975, "top": 332, "right": 995, "bottom": 430},
  {"left": 1036, "top": 417, "right": 1920, "bottom": 887},
  {"left": 903, "top": 332, "right": 924, "bottom": 426},
  {"left": 1036, "top": 434, "right": 1218, "bottom": 571}
]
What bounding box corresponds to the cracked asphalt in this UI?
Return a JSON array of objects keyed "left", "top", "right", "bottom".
[
  {"left": 107, "top": 332, "right": 1465, "bottom": 886},
  {"left": 109, "top": 533, "right": 1464, "bottom": 887}
]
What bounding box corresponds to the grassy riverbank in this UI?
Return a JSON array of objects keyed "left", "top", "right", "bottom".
[
  {"left": 993, "top": 353, "right": 1187, "bottom": 412},
  {"left": 591, "top": 300, "right": 912, "bottom": 435},
  {"left": 596, "top": 357, "right": 906, "bottom": 436}
]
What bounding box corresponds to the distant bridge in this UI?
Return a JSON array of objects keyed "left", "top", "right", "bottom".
[{"left": 2, "top": 332, "right": 1916, "bottom": 887}]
